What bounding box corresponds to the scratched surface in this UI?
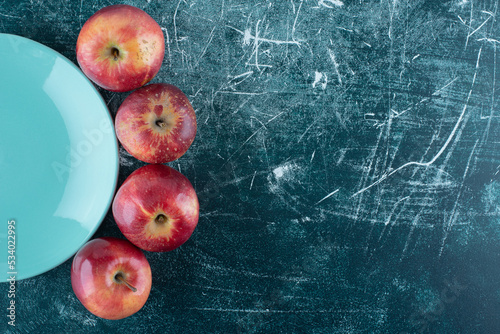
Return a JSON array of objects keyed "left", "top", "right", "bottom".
[{"left": 1, "top": 0, "right": 500, "bottom": 333}]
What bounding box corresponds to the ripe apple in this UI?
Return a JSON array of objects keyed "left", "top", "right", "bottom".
[
  {"left": 112, "top": 164, "right": 199, "bottom": 252},
  {"left": 76, "top": 4, "right": 165, "bottom": 92},
  {"left": 71, "top": 237, "right": 152, "bottom": 320},
  {"left": 115, "top": 83, "right": 197, "bottom": 163}
]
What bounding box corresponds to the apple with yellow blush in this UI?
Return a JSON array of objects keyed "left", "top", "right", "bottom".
[
  {"left": 112, "top": 164, "right": 199, "bottom": 252},
  {"left": 76, "top": 4, "right": 165, "bottom": 92},
  {"left": 115, "top": 83, "right": 197, "bottom": 164}
]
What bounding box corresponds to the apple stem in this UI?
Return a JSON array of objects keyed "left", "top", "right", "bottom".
[
  {"left": 155, "top": 214, "right": 168, "bottom": 224},
  {"left": 115, "top": 273, "right": 137, "bottom": 292},
  {"left": 155, "top": 119, "right": 166, "bottom": 128},
  {"left": 111, "top": 47, "right": 120, "bottom": 61}
]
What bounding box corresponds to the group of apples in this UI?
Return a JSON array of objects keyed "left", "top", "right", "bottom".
[{"left": 70, "top": 5, "right": 199, "bottom": 320}]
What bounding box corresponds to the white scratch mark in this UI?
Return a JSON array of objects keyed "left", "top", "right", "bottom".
[
  {"left": 336, "top": 26, "right": 353, "bottom": 33},
  {"left": 352, "top": 126, "right": 385, "bottom": 221},
  {"left": 467, "top": 16, "right": 491, "bottom": 41},
  {"left": 195, "top": 26, "right": 217, "bottom": 68},
  {"left": 390, "top": 77, "right": 456, "bottom": 121},
  {"left": 384, "top": 196, "right": 410, "bottom": 227},
  {"left": 482, "top": 41, "right": 496, "bottom": 141},
  {"left": 312, "top": 71, "right": 328, "bottom": 90},
  {"left": 477, "top": 37, "right": 500, "bottom": 44},
  {"left": 239, "top": 26, "right": 301, "bottom": 46},
  {"left": 481, "top": 10, "right": 494, "bottom": 16},
  {"left": 0, "top": 12, "right": 22, "bottom": 19},
  {"left": 378, "top": 196, "right": 411, "bottom": 244},
  {"left": 318, "top": 0, "right": 344, "bottom": 8},
  {"left": 83, "top": 316, "right": 97, "bottom": 326},
  {"left": 160, "top": 27, "right": 172, "bottom": 68},
  {"left": 291, "top": 0, "right": 303, "bottom": 43},
  {"left": 352, "top": 48, "right": 482, "bottom": 198},
  {"left": 432, "top": 77, "right": 459, "bottom": 96},
  {"left": 173, "top": 0, "right": 184, "bottom": 50},
  {"left": 327, "top": 48, "right": 342, "bottom": 84},
  {"left": 187, "top": 307, "right": 337, "bottom": 314},
  {"left": 298, "top": 119, "right": 317, "bottom": 143},
  {"left": 226, "top": 127, "right": 265, "bottom": 162},
  {"left": 388, "top": 0, "right": 396, "bottom": 41},
  {"left": 336, "top": 148, "right": 347, "bottom": 165},
  {"left": 438, "top": 139, "right": 479, "bottom": 257},
  {"left": 266, "top": 111, "right": 286, "bottom": 124},
  {"left": 250, "top": 19, "right": 262, "bottom": 70},
  {"left": 464, "top": 0, "right": 474, "bottom": 50},
  {"left": 227, "top": 21, "right": 300, "bottom": 70},
  {"left": 224, "top": 110, "right": 286, "bottom": 163},
  {"left": 316, "top": 189, "right": 340, "bottom": 205},
  {"left": 250, "top": 171, "right": 257, "bottom": 190},
  {"left": 229, "top": 71, "right": 254, "bottom": 81},
  {"left": 310, "top": 150, "right": 316, "bottom": 163},
  {"left": 251, "top": 116, "right": 267, "bottom": 129},
  {"left": 218, "top": 91, "right": 267, "bottom": 95},
  {"left": 401, "top": 213, "right": 421, "bottom": 261}
]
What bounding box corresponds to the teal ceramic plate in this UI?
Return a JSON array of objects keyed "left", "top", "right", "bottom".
[{"left": 0, "top": 34, "right": 119, "bottom": 282}]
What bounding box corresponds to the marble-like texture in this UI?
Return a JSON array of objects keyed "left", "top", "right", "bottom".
[{"left": 1, "top": 0, "right": 499, "bottom": 333}]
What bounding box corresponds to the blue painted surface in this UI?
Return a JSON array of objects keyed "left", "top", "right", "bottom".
[{"left": 1, "top": 0, "right": 499, "bottom": 333}]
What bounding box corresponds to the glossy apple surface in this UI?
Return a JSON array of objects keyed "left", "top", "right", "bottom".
[
  {"left": 112, "top": 164, "right": 199, "bottom": 252},
  {"left": 76, "top": 4, "right": 165, "bottom": 92},
  {"left": 115, "top": 83, "right": 197, "bottom": 163},
  {"left": 71, "top": 237, "right": 152, "bottom": 320}
]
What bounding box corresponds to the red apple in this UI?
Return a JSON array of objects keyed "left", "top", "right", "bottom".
[
  {"left": 112, "top": 164, "right": 199, "bottom": 252},
  {"left": 71, "top": 237, "right": 152, "bottom": 320},
  {"left": 76, "top": 4, "right": 165, "bottom": 92},
  {"left": 115, "top": 83, "right": 197, "bottom": 163}
]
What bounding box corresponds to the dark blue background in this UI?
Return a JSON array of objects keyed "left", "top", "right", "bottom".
[{"left": 1, "top": 0, "right": 500, "bottom": 333}]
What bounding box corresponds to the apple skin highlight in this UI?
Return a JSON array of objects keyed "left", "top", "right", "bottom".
[
  {"left": 71, "top": 237, "right": 152, "bottom": 320},
  {"left": 76, "top": 4, "right": 165, "bottom": 92},
  {"left": 112, "top": 164, "right": 199, "bottom": 252},
  {"left": 115, "top": 83, "right": 197, "bottom": 164}
]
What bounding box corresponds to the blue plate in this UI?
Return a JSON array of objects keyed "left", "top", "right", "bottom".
[{"left": 0, "top": 34, "right": 119, "bottom": 282}]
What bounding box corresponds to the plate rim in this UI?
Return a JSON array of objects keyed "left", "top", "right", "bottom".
[{"left": 0, "top": 33, "right": 120, "bottom": 282}]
